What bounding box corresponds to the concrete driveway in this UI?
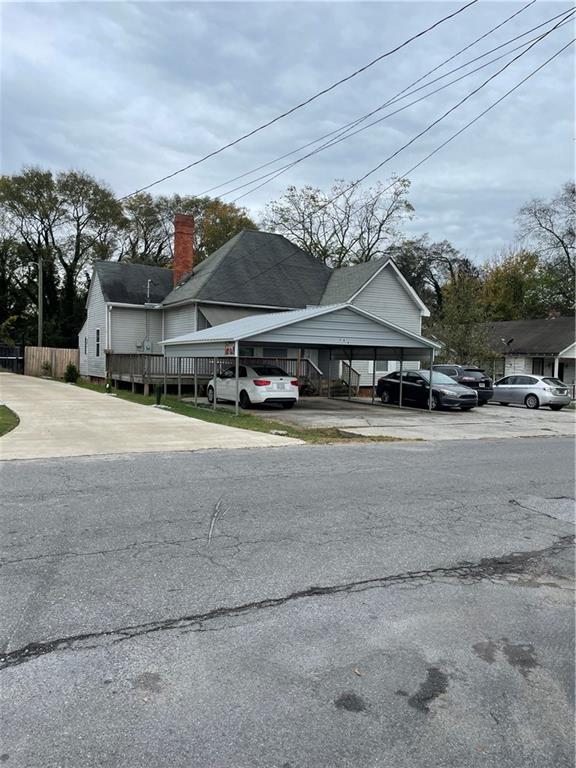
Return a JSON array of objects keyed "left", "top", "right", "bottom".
[
  {"left": 0, "top": 374, "right": 298, "bottom": 460},
  {"left": 255, "top": 397, "right": 576, "bottom": 441}
]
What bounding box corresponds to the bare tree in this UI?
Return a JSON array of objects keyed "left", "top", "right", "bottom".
[
  {"left": 518, "top": 181, "right": 575, "bottom": 275},
  {"left": 261, "top": 178, "right": 413, "bottom": 267}
]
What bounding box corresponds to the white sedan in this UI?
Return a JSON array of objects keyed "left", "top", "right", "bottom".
[{"left": 207, "top": 364, "right": 299, "bottom": 409}]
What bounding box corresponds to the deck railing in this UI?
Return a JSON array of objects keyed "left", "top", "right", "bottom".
[
  {"left": 106, "top": 353, "right": 324, "bottom": 394},
  {"left": 341, "top": 360, "right": 361, "bottom": 396}
]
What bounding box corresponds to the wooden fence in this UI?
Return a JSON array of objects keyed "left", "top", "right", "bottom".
[{"left": 25, "top": 346, "right": 79, "bottom": 379}]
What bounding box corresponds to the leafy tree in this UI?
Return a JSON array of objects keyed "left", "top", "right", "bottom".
[
  {"left": 261, "top": 178, "right": 413, "bottom": 267},
  {"left": 426, "top": 264, "right": 495, "bottom": 365},
  {"left": 480, "top": 250, "right": 543, "bottom": 320},
  {"left": 386, "top": 235, "right": 471, "bottom": 316},
  {"left": 120, "top": 193, "right": 257, "bottom": 266},
  {"left": 0, "top": 168, "right": 125, "bottom": 346}
]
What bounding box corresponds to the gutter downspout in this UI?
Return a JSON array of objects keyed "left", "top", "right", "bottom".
[{"left": 106, "top": 305, "right": 112, "bottom": 379}]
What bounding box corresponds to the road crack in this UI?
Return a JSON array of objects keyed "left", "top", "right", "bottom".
[{"left": 1, "top": 535, "right": 572, "bottom": 672}]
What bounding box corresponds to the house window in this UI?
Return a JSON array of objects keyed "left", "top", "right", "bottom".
[
  {"left": 532, "top": 358, "right": 544, "bottom": 376},
  {"left": 84, "top": 337, "right": 87, "bottom": 355},
  {"left": 239, "top": 346, "right": 255, "bottom": 357},
  {"left": 265, "top": 347, "right": 287, "bottom": 358},
  {"left": 96, "top": 328, "right": 100, "bottom": 357}
]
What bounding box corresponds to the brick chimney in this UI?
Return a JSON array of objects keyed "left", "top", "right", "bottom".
[{"left": 173, "top": 214, "right": 194, "bottom": 285}]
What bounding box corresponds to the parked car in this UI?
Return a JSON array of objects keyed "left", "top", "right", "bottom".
[
  {"left": 433, "top": 364, "right": 493, "bottom": 405},
  {"left": 492, "top": 374, "right": 572, "bottom": 410},
  {"left": 207, "top": 364, "right": 299, "bottom": 409},
  {"left": 376, "top": 369, "right": 478, "bottom": 411}
]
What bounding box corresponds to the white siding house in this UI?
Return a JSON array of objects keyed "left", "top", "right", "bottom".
[
  {"left": 80, "top": 232, "right": 433, "bottom": 390},
  {"left": 78, "top": 274, "right": 107, "bottom": 379},
  {"left": 78, "top": 261, "right": 173, "bottom": 379},
  {"left": 485, "top": 317, "right": 576, "bottom": 395},
  {"left": 164, "top": 304, "right": 197, "bottom": 339},
  {"left": 351, "top": 263, "right": 423, "bottom": 334},
  {"left": 347, "top": 262, "right": 428, "bottom": 386}
]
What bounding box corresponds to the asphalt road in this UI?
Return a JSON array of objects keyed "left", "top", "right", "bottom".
[{"left": 1, "top": 438, "right": 574, "bottom": 767}]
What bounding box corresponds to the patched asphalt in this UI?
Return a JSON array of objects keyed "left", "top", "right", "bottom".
[{"left": 1, "top": 438, "right": 574, "bottom": 767}]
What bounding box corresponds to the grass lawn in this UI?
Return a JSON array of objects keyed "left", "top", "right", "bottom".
[
  {"left": 75, "top": 380, "right": 406, "bottom": 444},
  {"left": 0, "top": 405, "right": 19, "bottom": 437}
]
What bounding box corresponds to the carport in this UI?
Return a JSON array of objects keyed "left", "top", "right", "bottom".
[{"left": 161, "top": 304, "right": 441, "bottom": 415}]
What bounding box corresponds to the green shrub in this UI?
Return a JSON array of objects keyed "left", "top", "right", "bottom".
[
  {"left": 64, "top": 363, "right": 79, "bottom": 383},
  {"left": 41, "top": 360, "right": 52, "bottom": 376}
]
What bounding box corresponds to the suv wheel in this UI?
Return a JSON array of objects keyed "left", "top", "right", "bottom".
[
  {"left": 207, "top": 386, "right": 214, "bottom": 404},
  {"left": 381, "top": 390, "right": 392, "bottom": 405}
]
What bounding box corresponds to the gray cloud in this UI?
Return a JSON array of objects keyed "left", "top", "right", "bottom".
[{"left": 1, "top": 1, "right": 574, "bottom": 261}]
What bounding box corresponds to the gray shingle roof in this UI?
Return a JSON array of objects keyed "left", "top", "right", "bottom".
[
  {"left": 162, "top": 230, "right": 331, "bottom": 308},
  {"left": 484, "top": 317, "right": 575, "bottom": 355},
  {"left": 320, "top": 260, "right": 384, "bottom": 304},
  {"left": 94, "top": 261, "right": 173, "bottom": 304}
]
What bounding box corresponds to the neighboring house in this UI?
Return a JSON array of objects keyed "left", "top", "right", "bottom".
[
  {"left": 484, "top": 317, "right": 576, "bottom": 391},
  {"left": 79, "top": 215, "right": 430, "bottom": 387}
]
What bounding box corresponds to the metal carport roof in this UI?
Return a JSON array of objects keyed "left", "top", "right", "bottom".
[{"left": 160, "top": 303, "right": 440, "bottom": 361}]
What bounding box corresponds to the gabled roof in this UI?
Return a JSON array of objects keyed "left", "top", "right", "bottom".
[
  {"left": 320, "top": 260, "right": 383, "bottom": 304},
  {"left": 484, "top": 317, "right": 575, "bottom": 355},
  {"left": 162, "top": 230, "right": 331, "bottom": 308},
  {"left": 320, "top": 258, "right": 430, "bottom": 315},
  {"left": 161, "top": 302, "right": 440, "bottom": 348},
  {"left": 93, "top": 261, "right": 173, "bottom": 305}
]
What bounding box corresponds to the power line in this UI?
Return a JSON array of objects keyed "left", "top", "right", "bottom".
[
  {"left": 314, "top": 11, "right": 573, "bottom": 214},
  {"left": 224, "top": 9, "right": 574, "bottom": 202},
  {"left": 118, "top": 0, "right": 479, "bottom": 201},
  {"left": 198, "top": 0, "right": 544, "bottom": 199},
  {"left": 226, "top": 19, "right": 571, "bottom": 204},
  {"left": 199, "top": 37, "right": 574, "bottom": 304}
]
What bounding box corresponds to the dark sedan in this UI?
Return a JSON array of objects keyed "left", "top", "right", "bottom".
[
  {"left": 433, "top": 364, "right": 493, "bottom": 405},
  {"left": 376, "top": 369, "right": 478, "bottom": 411}
]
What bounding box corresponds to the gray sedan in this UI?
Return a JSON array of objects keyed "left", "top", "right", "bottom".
[{"left": 492, "top": 374, "right": 572, "bottom": 410}]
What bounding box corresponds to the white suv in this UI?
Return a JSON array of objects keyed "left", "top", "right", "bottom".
[{"left": 207, "top": 364, "right": 299, "bottom": 409}]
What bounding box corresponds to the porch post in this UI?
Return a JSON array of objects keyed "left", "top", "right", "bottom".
[
  {"left": 234, "top": 343, "right": 240, "bottom": 417},
  {"left": 553, "top": 355, "right": 560, "bottom": 378},
  {"left": 347, "top": 350, "right": 352, "bottom": 400},
  {"left": 163, "top": 355, "right": 167, "bottom": 396},
  {"left": 428, "top": 347, "right": 435, "bottom": 411},
  {"left": 399, "top": 349, "right": 404, "bottom": 408},
  {"left": 327, "top": 347, "right": 332, "bottom": 399},
  {"left": 177, "top": 357, "right": 182, "bottom": 399},
  {"left": 371, "top": 347, "right": 376, "bottom": 405},
  {"left": 194, "top": 359, "right": 198, "bottom": 407},
  {"left": 213, "top": 356, "right": 217, "bottom": 411}
]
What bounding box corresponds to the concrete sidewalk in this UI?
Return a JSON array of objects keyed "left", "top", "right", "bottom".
[{"left": 0, "top": 374, "right": 299, "bottom": 460}]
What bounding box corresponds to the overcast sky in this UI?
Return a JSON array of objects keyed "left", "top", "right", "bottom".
[{"left": 1, "top": 1, "right": 574, "bottom": 262}]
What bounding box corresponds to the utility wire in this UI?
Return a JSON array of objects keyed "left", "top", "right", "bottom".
[
  {"left": 118, "top": 0, "right": 479, "bottom": 200},
  {"left": 224, "top": 9, "right": 574, "bottom": 202},
  {"left": 313, "top": 11, "right": 573, "bottom": 214},
  {"left": 198, "top": 37, "right": 574, "bottom": 304},
  {"left": 226, "top": 18, "right": 571, "bottom": 203},
  {"left": 198, "top": 0, "right": 544, "bottom": 198}
]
